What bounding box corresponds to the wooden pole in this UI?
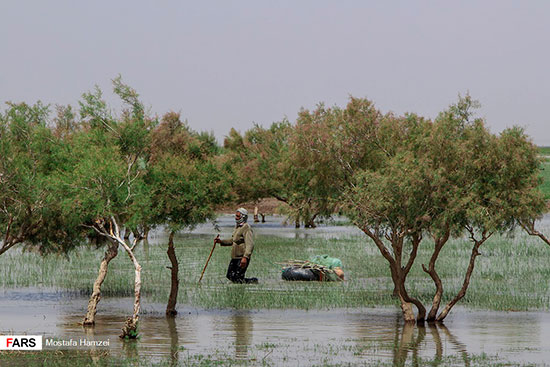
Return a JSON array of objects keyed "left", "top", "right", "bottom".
[{"left": 199, "top": 235, "right": 219, "bottom": 283}]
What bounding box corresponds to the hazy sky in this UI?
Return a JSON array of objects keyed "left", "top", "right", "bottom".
[{"left": 1, "top": 1, "right": 549, "bottom": 144}]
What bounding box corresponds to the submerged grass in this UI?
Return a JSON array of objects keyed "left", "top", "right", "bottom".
[
  {"left": 1, "top": 222, "right": 550, "bottom": 313},
  {"left": 0, "top": 345, "right": 537, "bottom": 367},
  {"left": 539, "top": 159, "right": 550, "bottom": 200}
]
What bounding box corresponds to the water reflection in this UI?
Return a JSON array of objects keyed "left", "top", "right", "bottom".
[
  {"left": 389, "top": 322, "right": 471, "bottom": 367},
  {"left": 145, "top": 215, "right": 363, "bottom": 244},
  {"left": 166, "top": 316, "right": 179, "bottom": 367},
  {"left": 232, "top": 312, "right": 253, "bottom": 359},
  {"left": 0, "top": 297, "right": 549, "bottom": 366},
  {"left": 393, "top": 322, "right": 425, "bottom": 367},
  {"left": 438, "top": 323, "right": 470, "bottom": 367}
]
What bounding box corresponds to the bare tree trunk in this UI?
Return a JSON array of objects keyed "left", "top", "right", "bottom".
[
  {"left": 390, "top": 263, "right": 416, "bottom": 323},
  {"left": 436, "top": 232, "right": 489, "bottom": 322},
  {"left": 361, "top": 226, "right": 420, "bottom": 322},
  {"left": 391, "top": 265, "right": 400, "bottom": 297},
  {"left": 399, "top": 295, "right": 416, "bottom": 323},
  {"left": 397, "top": 273, "right": 426, "bottom": 322},
  {"left": 88, "top": 217, "right": 142, "bottom": 338},
  {"left": 422, "top": 230, "right": 449, "bottom": 322},
  {"left": 119, "top": 239, "right": 141, "bottom": 338},
  {"left": 399, "top": 234, "right": 426, "bottom": 322},
  {"left": 389, "top": 233, "right": 425, "bottom": 322},
  {"left": 83, "top": 240, "right": 118, "bottom": 326},
  {"left": 104, "top": 218, "right": 142, "bottom": 339},
  {"left": 166, "top": 231, "right": 178, "bottom": 316}
]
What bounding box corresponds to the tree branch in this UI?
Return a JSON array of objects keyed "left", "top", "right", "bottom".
[{"left": 520, "top": 219, "right": 550, "bottom": 247}]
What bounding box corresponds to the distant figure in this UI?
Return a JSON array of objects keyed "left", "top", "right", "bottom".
[
  {"left": 253, "top": 206, "right": 266, "bottom": 223},
  {"left": 254, "top": 206, "right": 259, "bottom": 223},
  {"left": 215, "top": 208, "right": 258, "bottom": 284}
]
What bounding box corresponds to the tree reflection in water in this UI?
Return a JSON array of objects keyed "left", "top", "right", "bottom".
[
  {"left": 232, "top": 311, "right": 253, "bottom": 359},
  {"left": 391, "top": 318, "right": 470, "bottom": 367},
  {"left": 166, "top": 315, "right": 179, "bottom": 367}
]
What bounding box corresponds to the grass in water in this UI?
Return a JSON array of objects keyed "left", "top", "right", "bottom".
[
  {"left": 0, "top": 345, "right": 538, "bottom": 367},
  {"left": 537, "top": 146, "right": 550, "bottom": 156},
  {"left": 539, "top": 159, "right": 550, "bottom": 200},
  {"left": 1, "top": 222, "right": 550, "bottom": 312}
]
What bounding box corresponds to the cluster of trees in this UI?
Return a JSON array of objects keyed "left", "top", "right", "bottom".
[
  {"left": 291, "top": 96, "right": 546, "bottom": 322},
  {"left": 1, "top": 77, "right": 548, "bottom": 330},
  {"left": 0, "top": 78, "right": 232, "bottom": 337},
  {"left": 224, "top": 95, "right": 548, "bottom": 322}
]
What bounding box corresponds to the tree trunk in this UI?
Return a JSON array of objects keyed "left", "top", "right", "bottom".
[
  {"left": 305, "top": 213, "right": 318, "bottom": 228},
  {"left": 397, "top": 273, "right": 426, "bottom": 322},
  {"left": 391, "top": 265, "right": 400, "bottom": 298},
  {"left": 91, "top": 217, "right": 142, "bottom": 338},
  {"left": 83, "top": 240, "right": 118, "bottom": 326},
  {"left": 166, "top": 231, "right": 179, "bottom": 316},
  {"left": 388, "top": 234, "right": 425, "bottom": 322},
  {"left": 399, "top": 296, "right": 416, "bottom": 323},
  {"left": 422, "top": 231, "right": 449, "bottom": 322},
  {"left": 436, "top": 235, "right": 487, "bottom": 322},
  {"left": 111, "top": 219, "right": 142, "bottom": 339},
  {"left": 119, "top": 240, "right": 141, "bottom": 338},
  {"left": 398, "top": 234, "right": 426, "bottom": 322},
  {"left": 390, "top": 263, "right": 416, "bottom": 322},
  {"left": 361, "top": 227, "right": 419, "bottom": 322}
]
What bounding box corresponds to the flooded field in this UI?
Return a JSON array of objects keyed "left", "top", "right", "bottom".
[
  {"left": 1, "top": 215, "right": 550, "bottom": 365},
  {"left": 1, "top": 289, "right": 550, "bottom": 366}
]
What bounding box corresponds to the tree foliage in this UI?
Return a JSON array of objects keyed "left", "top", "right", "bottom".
[
  {"left": 148, "top": 111, "right": 230, "bottom": 232},
  {"left": 293, "top": 95, "right": 545, "bottom": 322},
  {"left": 0, "top": 102, "right": 79, "bottom": 255}
]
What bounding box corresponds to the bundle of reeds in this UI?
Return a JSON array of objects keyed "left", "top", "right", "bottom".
[{"left": 276, "top": 260, "right": 343, "bottom": 281}]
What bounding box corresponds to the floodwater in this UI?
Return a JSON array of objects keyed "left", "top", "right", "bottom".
[
  {"left": 2, "top": 215, "right": 550, "bottom": 365},
  {"left": 153, "top": 213, "right": 364, "bottom": 241},
  {"left": 0, "top": 290, "right": 549, "bottom": 365},
  {"left": 165, "top": 213, "right": 550, "bottom": 241}
]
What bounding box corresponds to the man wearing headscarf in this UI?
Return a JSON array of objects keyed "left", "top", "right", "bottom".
[{"left": 215, "top": 208, "right": 258, "bottom": 283}]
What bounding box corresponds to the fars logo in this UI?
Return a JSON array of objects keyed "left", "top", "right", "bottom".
[{"left": 0, "top": 335, "right": 43, "bottom": 350}]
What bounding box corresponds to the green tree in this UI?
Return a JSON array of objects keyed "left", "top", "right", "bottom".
[
  {"left": 57, "top": 78, "right": 155, "bottom": 337},
  {"left": 0, "top": 102, "right": 77, "bottom": 256},
  {"left": 293, "top": 96, "right": 544, "bottom": 322},
  {"left": 224, "top": 121, "right": 333, "bottom": 227},
  {"left": 147, "top": 112, "right": 231, "bottom": 315}
]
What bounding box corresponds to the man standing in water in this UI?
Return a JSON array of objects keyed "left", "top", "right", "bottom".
[{"left": 215, "top": 208, "right": 258, "bottom": 284}]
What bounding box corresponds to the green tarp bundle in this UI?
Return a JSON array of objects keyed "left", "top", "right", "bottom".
[{"left": 308, "top": 254, "right": 342, "bottom": 269}]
